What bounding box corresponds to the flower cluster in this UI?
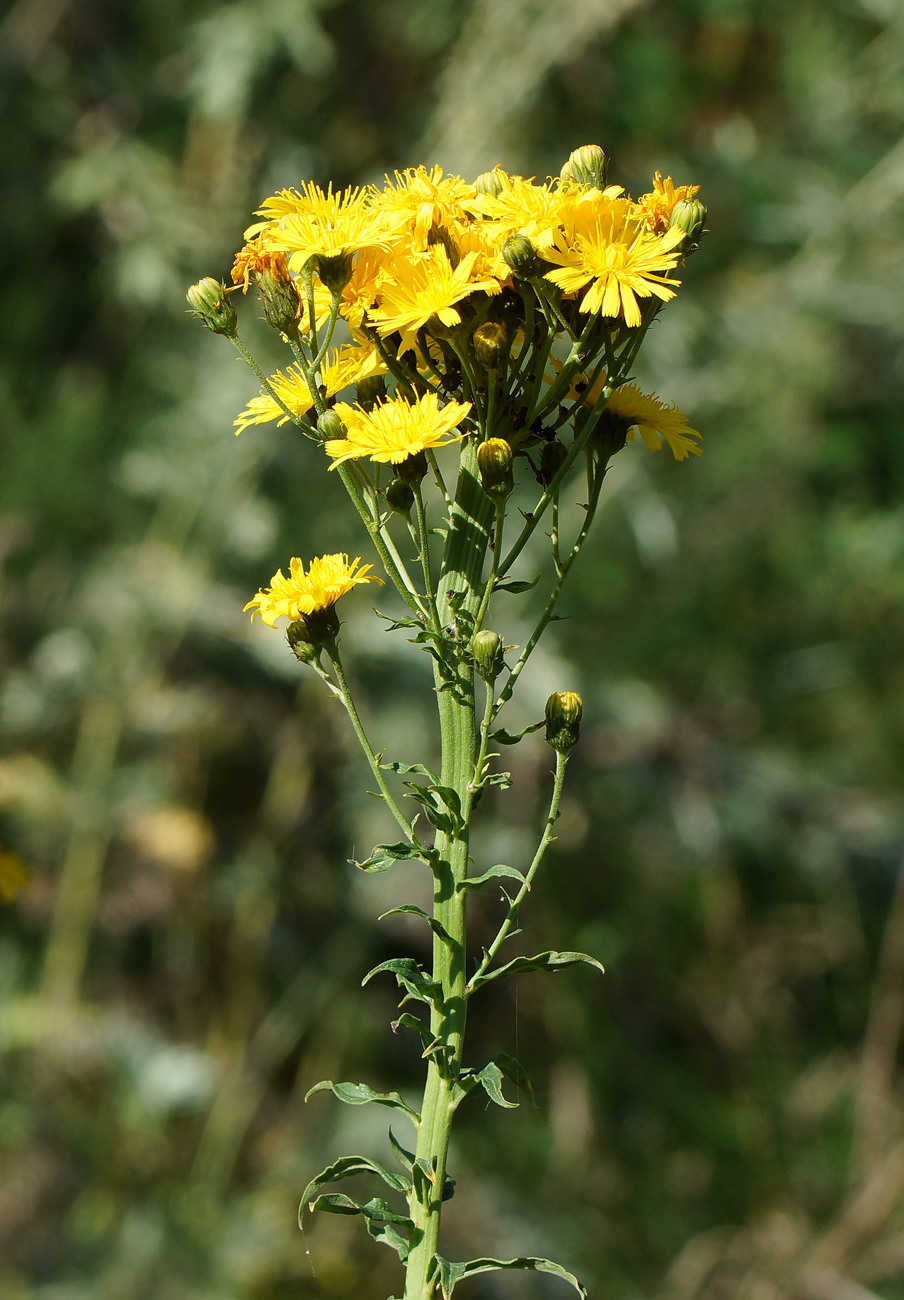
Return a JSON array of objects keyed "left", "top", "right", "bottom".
[{"left": 230, "top": 154, "right": 703, "bottom": 467}]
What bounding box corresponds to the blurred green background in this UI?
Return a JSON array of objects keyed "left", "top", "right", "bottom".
[{"left": 3, "top": 0, "right": 904, "bottom": 1297}]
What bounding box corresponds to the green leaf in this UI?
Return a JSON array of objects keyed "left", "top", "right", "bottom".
[
  {"left": 363, "top": 957, "right": 444, "bottom": 1009},
  {"left": 309, "top": 1193, "right": 412, "bottom": 1228},
  {"left": 379, "top": 905, "right": 453, "bottom": 945},
  {"left": 457, "top": 864, "right": 525, "bottom": 893},
  {"left": 390, "top": 1011, "right": 433, "bottom": 1051},
  {"left": 436, "top": 1255, "right": 587, "bottom": 1299},
  {"left": 495, "top": 575, "right": 540, "bottom": 594},
  {"left": 367, "top": 1218, "right": 410, "bottom": 1262},
  {"left": 381, "top": 760, "right": 439, "bottom": 782},
  {"left": 354, "top": 840, "right": 425, "bottom": 873},
  {"left": 387, "top": 1127, "right": 415, "bottom": 1171},
  {"left": 299, "top": 1154, "right": 408, "bottom": 1220},
  {"left": 490, "top": 721, "right": 544, "bottom": 745},
  {"left": 471, "top": 1061, "right": 518, "bottom": 1108},
  {"left": 495, "top": 1052, "right": 535, "bottom": 1105},
  {"left": 305, "top": 1079, "right": 420, "bottom": 1125},
  {"left": 469, "top": 950, "right": 605, "bottom": 993},
  {"left": 480, "top": 771, "right": 512, "bottom": 790},
  {"left": 402, "top": 782, "right": 463, "bottom": 835}
]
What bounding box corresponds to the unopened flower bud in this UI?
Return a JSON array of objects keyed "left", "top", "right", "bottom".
[
  {"left": 385, "top": 478, "right": 415, "bottom": 514},
  {"left": 286, "top": 621, "right": 320, "bottom": 663},
  {"left": 472, "top": 321, "right": 508, "bottom": 371},
  {"left": 471, "top": 629, "right": 505, "bottom": 681},
  {"left": 669, "top": 199, "right": 708, "bottom": 252},
  {"left": 356, "top": 374, "right": 387, "bottom": 412},
  {"left": 257, "top": 260, "right": 302, "bottom": 333},
  {"left": 316, "top": 252, "right": 354, "bottom": 292},
  {"left": 502, "top": 234, "right": 539, "bottom": 280},
  {"left": 477, "top": 438, "right": 515, "bottom": 501},
  {"left": 317, "top": 409, "right": 346, "bottom": 442},
  {"left": 475, "top": 168, "right": 507, "bottom": 198},
  {"left": 539, "top": 439, "right": 568, "bottom": 484},
  {"left": 396, "top": 451, "right": 428, "bottom": 485},
  {"left": 562, "top": 144, "right": 608, "bottom": 191},
  {"left": 186, "top": 278, "right": 237, "bottom": 337},
  {"left": 545, "top": 691, "right": 582, "bottom": 753}
]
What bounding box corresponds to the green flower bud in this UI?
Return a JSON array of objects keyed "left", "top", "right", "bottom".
[
  {"left": 545, "top": 691, "right": 582, "bottom": 753},
  {"left": 316, "top": 252, "right": 354, "bottom": 292},
  {"left": 254, "top": 257, "right": 302, "bottom": 334},
  {"left": 286, "top": 621, "right": 320, "bottom": 663},
  {"left": 472, "top": 321, "right": 508, "bottom": 371},
  {"left": 561, "top": 144, "right": 608, "bottom": 191},
  {"left": 539, "top": 439, "right": 568, "bottom": 485},
  {"left": 475, "top": 168, "right": 507, "bottom": 198},
  {"left": 669, "top": 199, "right": 708, "bottom": 252},
  {"left": 395, "top": 451, "right": 429, "bottom": 485},
  {"left": 356, "top": 374, "right": 387, "bottom": 412},
  {"left": 385, "top": 478, "right": 415, "bottom": 514},
  {"left": 502, "top": 234, "right": 539, "bottom": 280},
  {"left": 186, "top": 278, "right": 238, "bottom": 337},
  {"left": 471, "top": 629, "right": 505, "bottom": 681},
  {"left": 477, "top": 437, "right": 515, "bottom": 502},
  {"left": 317, "top": 409, "right": 346, "bottom": 442}
]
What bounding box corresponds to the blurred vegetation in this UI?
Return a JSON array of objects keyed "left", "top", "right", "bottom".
[{"left": 2, "top": 0, "right": 904, "bottom": 1297}]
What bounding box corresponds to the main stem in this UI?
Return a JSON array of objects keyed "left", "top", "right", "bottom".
[{"left": 402, "top": 439, "right": 493, "bottom": 1300}]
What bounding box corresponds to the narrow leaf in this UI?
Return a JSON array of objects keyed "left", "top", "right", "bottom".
[
  {"left": 354, "top": 840, "right": 424, "bottom": 873},
  {"left": 382, "top": 761, "right": 439, "bottom": 782},
  {"left": 366, "top": 1218, "right": 410, "bottom": 1261},
  {"left": 300, "top": 1154, "right": 408, "bottom": 1217},
  {"left": 469, "top": 950, "right": 604, "bottom": 992},
  {"left": 363, "top": 958, "right": 444, "bottom": 1009},
  {"left": 305, "top": 1079, "right": 420, "bottom": 1124},
  {"left": 444, "top": 1255, "right": 587, "bottom": 1297},
  {"left": 490, "top": 721, "right": 544, "bottom": 745},
  {"left": 457, "top": 864, "right": 525, "bottom": 893},
  {"left": 496, "top": 575, "right": 540, "bottom": 594},
  {"left": 387, "top": 1127, "right": 415, "bottom": 1171},
  {"left": 495, "top": 1053, "right": 535, "bottom": 1105},
  {"left": 379, "top": 905, "right": 453, "bottom": 945},
  {"left": 473, "top": 1061, "right": 518, "bottom": 1108}
]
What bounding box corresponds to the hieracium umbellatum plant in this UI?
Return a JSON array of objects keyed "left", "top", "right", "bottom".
[{"left": 189, "top": 147, "right": 706, "bottom": 1300}]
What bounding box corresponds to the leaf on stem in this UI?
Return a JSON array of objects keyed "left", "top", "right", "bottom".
[
  {"left": 299, "top": 1154, "right": 409, "bottom": 1223},
  {"left": 468, "top": 950, "right": 605, "bottom": 993},
  {"left": 381, "top": 760, "right": 440, "bottom": 782},
  {"left": 379, "top": 904, "right": 453, "bottom": 945},
  {"left": 403, "top": 782, "right": 464, "bottom": 835},
  {"left": 363, "top": 957, "right": 444, "bottom": 1009},
  {"left": 305, "top": 1079, "right": 420, "bottom": 1125},
  {"left": 435, "top": 1254, "right": 587, "bottom": 1300},
  {"left": 353, "top": 840, "right": 435, "bottom": 873},
  {"left": 495, "top": 576, "right": 540, "bottom": 594},
  {"left": 489, "top": 722, "right": 544, "bottom": 745},
  {"left": 456, "top": 864, "right": 525, "bottom": 893}
]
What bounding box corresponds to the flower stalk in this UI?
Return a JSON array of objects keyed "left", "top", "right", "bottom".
[{"left": 191, "top": 147, "right": 705, "bottom": 1300}]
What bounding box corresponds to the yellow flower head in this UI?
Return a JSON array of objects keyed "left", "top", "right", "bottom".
[
  {"left": 249, "top": 183, "right": 393, "bottom": 272},
  {"left": 606, "top": 383, "right": 702, "bottom": 460},
  {"left": 368, "top": 246, "right": 498, "bottom": 346},
  {"left": 234, "top": 344, "right": 386, "bottom": 435},
  {"left": 375, "top": 165, "right": 476, "bottom": 247},
  {"left": 244, "top": 553, "right": 382, "bottom": 627},
  {"left": 325, "top": 391, "right": 471, "bottom": 467},
  {"left": 545, "top": 211, "right": 685, "bottom": 327},
  {"left": 635, "top": 172, "right": 701, "bottom": 235}
]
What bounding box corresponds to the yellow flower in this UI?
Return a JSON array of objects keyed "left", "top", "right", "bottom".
[
  {"left": 234, "top": 344, "right": 386, "bottom": 435},
  {"left": 325, "top": 391, "right": 471, "bottom": 467},
  {"left": 375, "top": 165, "right": 476, "bottom": 247},
  {"left": 606, "top": 383, "right": 702, "bottom": 460},
  {"left": 244, "top": 553, "right": 382, "bottom": 627},
  {"left": 544, "top": 209, "right": 685, "bottom": 327},
  {"left": 0, "top": 849, "right": 29, "bottom": 904},
  {"left": 368, "top": 246, "right": 498, "bottom": 347},
  {"left": 248, "top": 183, "right": 394, "bottom": 272},
  {"left": 635, "top": 172, "right": 701, "bottom": 235}
]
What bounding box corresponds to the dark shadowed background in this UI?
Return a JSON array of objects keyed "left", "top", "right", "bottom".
[{"left": 2, "top": 1, "right": 904, "bottom": 1297}]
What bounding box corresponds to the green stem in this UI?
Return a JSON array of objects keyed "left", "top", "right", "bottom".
[
  {"left": 467, "top": 751, "right": 569, "bottom": 992},
  {"left": 402, "top": 439, "right": 493, "bottom": 1300},
  {"left": 322, "top": 647, "right": 414, "bottom": 841},
  {"left": 414, "top": 483, "right": 441, "bottom": 633},
  {"left": 231, "top": 335, "right": 318, "bottom": 439}
]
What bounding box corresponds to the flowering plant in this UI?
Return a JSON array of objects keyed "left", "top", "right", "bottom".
[{"left": 188, "top": 143, "right": 705, "bottom": 1300}]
